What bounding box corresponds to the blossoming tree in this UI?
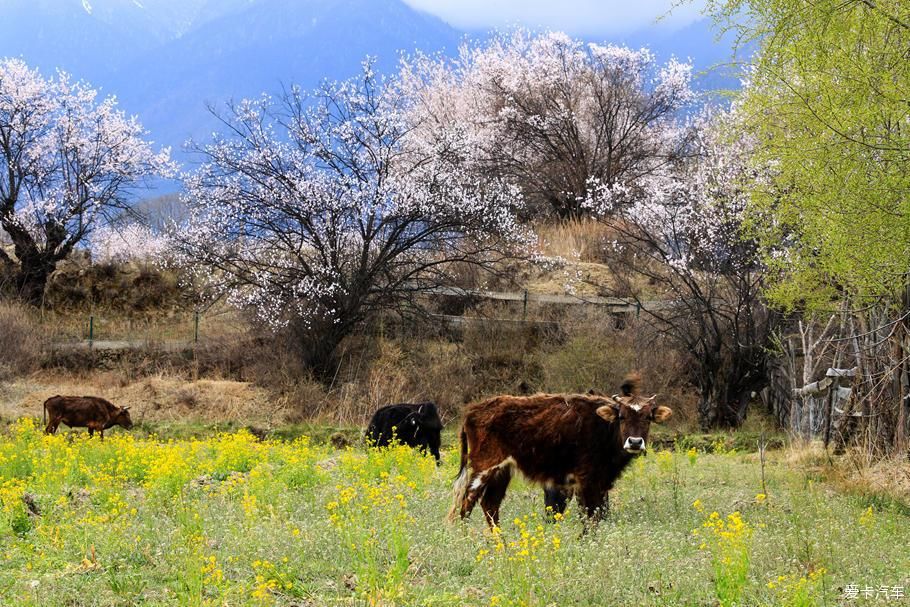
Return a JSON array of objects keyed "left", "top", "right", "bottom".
[
  {"left": 402, "top": 31, "right": 770, "bottom": 428},
  {"left": 177, "top": 64, "right": 527, "bottom": 375},
  {"left": 0, "top": 58, "right": 173, "bottom": 303},
  {"left": 597, "top": 106, "right": 774, "bottom": 428},
  {"left": 400, "top": 31, "right": 694, "bottom": 219}
]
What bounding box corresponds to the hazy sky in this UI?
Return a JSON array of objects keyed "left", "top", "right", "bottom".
[{"left": 401, "top": 0, "right": 708, "bottom": 36}]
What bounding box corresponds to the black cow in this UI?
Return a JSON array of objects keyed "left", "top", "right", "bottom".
[{"left": 366, "top": 402, "right": 442, "bottom": 464}]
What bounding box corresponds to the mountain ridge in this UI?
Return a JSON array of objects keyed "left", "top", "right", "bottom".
[{"left": 0, "top": 0, "right": 736, "bottom": 157}]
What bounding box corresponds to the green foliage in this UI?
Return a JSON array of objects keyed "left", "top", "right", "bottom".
[{"left": 707, "top": 0, "right": 910, "bottom": 309}]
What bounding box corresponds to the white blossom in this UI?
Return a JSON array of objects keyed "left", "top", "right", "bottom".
[
  {"left": 399, "top": 30, "right": 695, "bottom": 219},
  {"left": 89, "top": 223, "right": 170, "bottom": 264},
  {"left": 174, "top": 63, "right": 530, "bottom": 332},
  {"left": 0, "top": 58, "right": 174, "bottom": 299}
]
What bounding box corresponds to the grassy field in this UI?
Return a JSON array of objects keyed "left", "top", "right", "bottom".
[{"left": 0, "top": 419, "right": 907, "bottom": 607}]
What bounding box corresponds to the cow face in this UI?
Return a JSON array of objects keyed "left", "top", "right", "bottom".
[
  {"left": 388, "top": 404, "right": 443, "bottom": 464},
  {"left": 111, "top": 407, "right": 134, "bottom": 430},
  {"left": 595, "top": 396, "right": 672, "bottom": 454}
]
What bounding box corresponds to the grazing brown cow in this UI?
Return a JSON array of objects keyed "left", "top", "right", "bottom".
[
  {"left": 43, "top": 396, "right": 133, "bottom": 439},
  {"left": 449, "top": 375, "right": 671, "bottom": 527}
]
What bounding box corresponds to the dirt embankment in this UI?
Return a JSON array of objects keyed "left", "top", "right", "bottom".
[{"left": 0, "top": 373, "right": 286, "bottom": 426}]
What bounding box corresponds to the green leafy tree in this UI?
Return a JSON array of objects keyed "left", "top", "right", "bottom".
[{"left": 704, "top": 0, "right": 910, "bottom": 309}]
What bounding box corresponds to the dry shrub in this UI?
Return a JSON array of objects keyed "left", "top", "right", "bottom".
[
  {"left": 361, "top": 337, "right": 475, "bottom": 421},
  {"left": 461, "top": 319, "right": 544, "bottom": 397},
  {"left": 44, "top": 256, "right": 183, "bottom": 312},
  {"left": 300, "top": 335, "right": 472, "bottom": 425},
  {"left": 402, "top": 341, "right": 475, "bottom": 417},
  {"left": 540, "top": 311, "right": 634, "bottom": 393},
  {"left": 627, "top": 321, "right": 697, "bottom": 426},
  {"left": 193, "top": 334, "right": 260, "bottom": 381},
  {"left": 0, "top": 301, "right": 44, "bottom": 381},
  {"left": 536, "top": 218, "right": 616, "bottom": 263},
  {"left": 174, "top": 385, "right": 199, "bottom": 409},
  {"left": 278, "top": 378, "right": 330, "bottom": 422},
  {"left": 538, "top": 308, "right": 696, "bottom": 426},
  {"left": 365, "top": 340, "right": 411, "bottom": 411}
]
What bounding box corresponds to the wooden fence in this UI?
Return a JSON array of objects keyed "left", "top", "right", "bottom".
[
  {"left": 51, "top": 287, "right": 675, "bottom": 350},
  {"left": 424, "top": 286, "right": 672, "bottom": 315}
]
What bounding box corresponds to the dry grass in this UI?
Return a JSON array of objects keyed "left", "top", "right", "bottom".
[
  {"left": 0, "top": 301, "right": 45, "bottom": 381},
  {"left": 780, "top": 441, "right": 910, "bottom": 503},
  {"left": 28, "top": 304, "right": 247, "bottom": 344},
  {"left": 536, "top": 217, "right": 615, "bottom": 262},
  {"left": 0, "top": 302, "right": 698, "bottom": 432}
]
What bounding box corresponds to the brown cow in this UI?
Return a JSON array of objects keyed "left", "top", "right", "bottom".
[
  {"left": 449, "top": 374, "right": 671, "bottom": 527},
  {"left": 43, "top": 396, "right": 134, "bottom": 439}
]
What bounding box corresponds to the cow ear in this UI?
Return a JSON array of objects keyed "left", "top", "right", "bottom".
[
  {"left": 652, "top": 406, "right": 673, "bottom": 423},
  {"left": 596, "top": 405, "right": 618, "bottom": 422}
]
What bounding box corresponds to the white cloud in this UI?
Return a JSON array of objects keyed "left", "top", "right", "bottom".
[{"left": 402, "top": 0, "right": 707, "bottom": 36}]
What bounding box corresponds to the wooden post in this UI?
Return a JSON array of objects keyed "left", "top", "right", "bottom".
[
  {"left": 824, "top": 380, "right": 834, "bottom": 449},
  {"left": 522, "top": 290, "right": 528, "bottom": 320},
  {"left": 194, "top": 311, "right": 200, "bottom": 344},
  {"left": 823, "top": 367, "right": 858, "bottom": 448},
  {"left": 89, "top": 315, "right": 94, "bottom": 347}
]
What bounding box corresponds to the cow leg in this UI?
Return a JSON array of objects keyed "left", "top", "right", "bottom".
[
  {"left": 578, "top": 484, "right": 608, "bottom": 527},
  {"left": 480, "top": 467, "right": 512, "bottom": 528},
  {"left": 426, "top": 441, "right": 442, "bottom": 466},
  {"left": 544, "top": 486, "right": 571, "bottom": 521},
  {"left": 99, "top": 428, "right": 104, "bottom": 441},
  {"left": 459, "top": 472, "right": 484, "bottom": 520},
  {"left": 45, "top": 417, "right": 60, "bottom": 434},
  {"left": 88, "top": 428, "right": 94, "bottom": 438},
  {"left": 460, "top": 457, "right": 516, "bottom": 522}
]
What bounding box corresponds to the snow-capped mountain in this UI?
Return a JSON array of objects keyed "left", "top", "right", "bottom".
[
  {"left": 1, "top": 0, "right": 461, "bottom": 152},
  {"left": 0, "top": 0, "right": 735, "bottom": 157}
]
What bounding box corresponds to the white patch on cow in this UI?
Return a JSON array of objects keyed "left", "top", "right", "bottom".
[
  {"left": 630, "top": 403, "right": 642, "bottom": 411},
  {"left": 470, "top": 456, "right": 517, "bottom": 491}
]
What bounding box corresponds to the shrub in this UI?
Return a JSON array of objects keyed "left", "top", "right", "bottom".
[{"left": 0, "top": 301, "right": 43, "bottom": 381}]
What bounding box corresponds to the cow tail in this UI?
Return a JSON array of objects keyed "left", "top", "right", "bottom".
[
  {"left": 448, "top": 427, "right": 469, "bottom": 522},
  {"left": 42, "top": 398, "right": 47, "bottom": 426}
]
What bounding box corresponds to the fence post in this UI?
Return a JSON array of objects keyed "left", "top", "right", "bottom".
[
  {"left": 194, "top": 311, "right": 200, "bottom": 344},
  {"left": 522, "top": 290, "right": 529, "bottom": 320},
  {"left": 89, "top": 315, "right": 94, "bottom": 347}
]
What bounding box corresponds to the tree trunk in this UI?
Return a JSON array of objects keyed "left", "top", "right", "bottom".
[
  {"left": 290, "top": 316, "right": 351, "bottom": 383},
  {"left": 697, "top": 352, "right": 769, "bottom": 430},
  {"left": 13, "top": 254, "right": 56, "bottom": 305},
  {"left": 1, "top": 216, "right": 66, "bottom": 305},
  {"left": 696, "top": 375, "right": 721, "bottom": 430}
]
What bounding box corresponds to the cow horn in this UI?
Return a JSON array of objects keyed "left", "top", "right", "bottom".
[
  {"left": 646, "top": 395, "right": 658, "bottom": 402},
  {"left": 122, "top": 406, "right": 131, "bottom": 410}
]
